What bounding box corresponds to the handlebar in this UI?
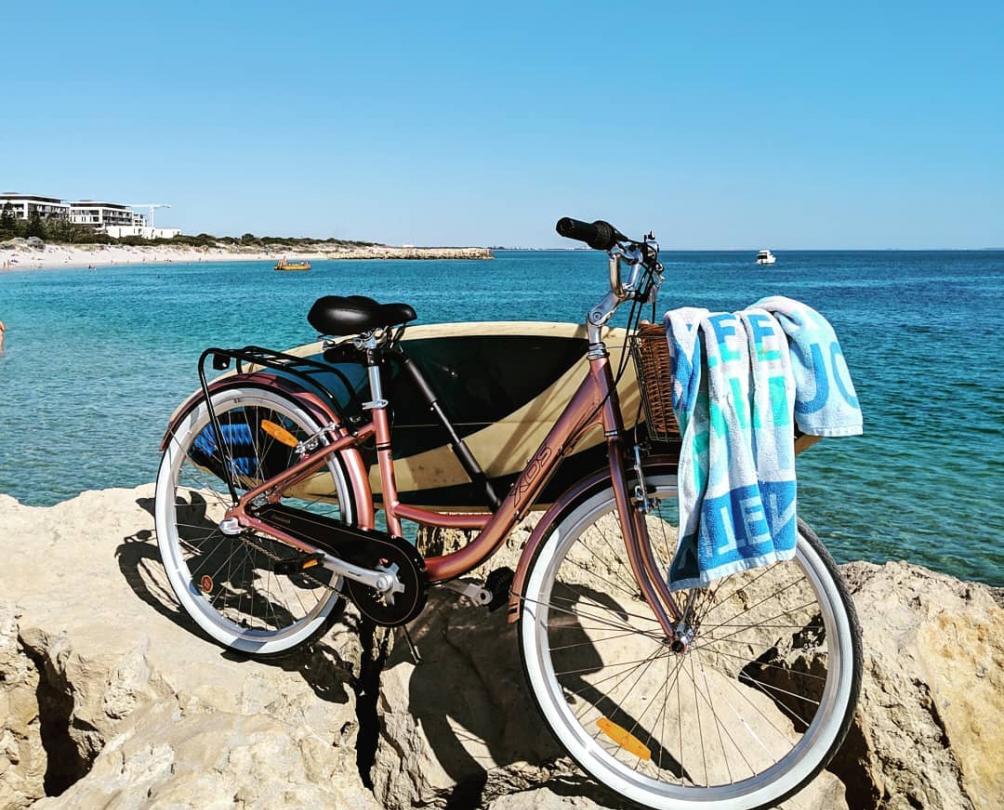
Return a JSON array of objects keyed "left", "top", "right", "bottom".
[
  {"left": 557, "top": 216, "right": 665, "bottom": 343},
  {"left": 556, "top": 216, "right": 662, "bottom": 300},
  {"left": 555, "top": 217, "right": 626, "bottom": 251}
]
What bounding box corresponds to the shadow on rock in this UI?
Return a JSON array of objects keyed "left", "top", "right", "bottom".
[
  {"left": 374, "top": 589, "right": 642, "bottom": 808},
  {"left": 114, "top": 496, "right": 355, "bottom": 707}
]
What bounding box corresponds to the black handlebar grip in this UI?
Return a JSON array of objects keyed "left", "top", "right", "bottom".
[
  {"left": 555, "top": 217, "right": 625, "bottom": 251},
  {"left": 555, "top": 217, "right": 598, "bottom": 244}
]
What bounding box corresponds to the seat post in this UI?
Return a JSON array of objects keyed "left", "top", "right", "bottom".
[
  {"left": 361, "top": 342, "right": 403, "bottom": 535},
  {"left": 362, "top": 346, "right": 389, "bottom": 411}
]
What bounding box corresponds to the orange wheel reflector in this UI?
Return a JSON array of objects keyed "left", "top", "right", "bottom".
[
  {"left": 261, "top": 420, "right": 299, "bottom": 448},
  {"left": 596, "top": 717, "right": 652, "bottom": 761},
  {"left": 199, "top": 575, "right": 213, "bottom": 593}
]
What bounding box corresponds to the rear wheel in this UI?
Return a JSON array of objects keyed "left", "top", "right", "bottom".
[
  {"left": 154, "top": 387, "right": 356, "bottom": 658},
  {"left": 518, "top": 472, "right": 861, "bottom": 809}
]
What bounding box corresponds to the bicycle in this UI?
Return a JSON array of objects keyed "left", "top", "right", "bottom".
[{"left": 154, "top": 217, "right": 862, "bottom": 809}]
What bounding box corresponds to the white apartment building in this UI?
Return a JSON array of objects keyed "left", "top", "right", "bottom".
[
  {"left": 0, "top": 193, "right": 70, "bottom": 220},
  {"left": 104, "top": 225, "right": 182, "bottom": 240},
  {"left": 2, "top": 192, "right": 180, "bottom": 239},
  {"left": 69, "top": 201, "right": 146, "bottom": 230}
]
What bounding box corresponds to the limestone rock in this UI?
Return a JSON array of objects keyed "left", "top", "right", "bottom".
[
  {"left": 1, "top": 487, "right": 1002, "bottom": 809},
  {"left": 368, "top": 592, "right": 564, "bottom": 809},
  {"left": 33, "top": 704, "right": 379, "bottom": 809},
  {"left": 0, "top": 487, "right": 370, "bottom": 807},
  {"left": 0, "top": 604, "right": 46, "bottom": 808},
  {"left": 835, "top": 561, "right": 1004, "bottom": 810},
  {"left": 485, "top": 784, "right": 613, "bottom": 809}
]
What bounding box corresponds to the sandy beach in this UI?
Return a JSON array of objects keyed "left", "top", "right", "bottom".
[{"left": 0, "top": 240, "right": 492, "bottom": 271}]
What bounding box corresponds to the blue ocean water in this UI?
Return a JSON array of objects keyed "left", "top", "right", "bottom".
[{"left": 1, "top": 250, "right": 1002, "bottom": 584}]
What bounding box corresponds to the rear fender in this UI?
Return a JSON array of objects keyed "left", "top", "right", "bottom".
[
  {"left": 160, "top": 372, "right": 375, "bottom": 530},
  {"left": 507, "top": 455, "right": 678, "bottom": 623}
]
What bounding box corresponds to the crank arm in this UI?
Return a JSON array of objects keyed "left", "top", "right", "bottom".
[
  {"left": 268, "top": 543, "right": 401, "bottom": 595},
  {"left": 317, "top": 552, "right": 400, "bottom": 594}
]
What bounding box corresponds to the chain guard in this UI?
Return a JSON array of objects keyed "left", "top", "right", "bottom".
[
  {"left": 247, "top": 503, "right": 427, "bottom": 626},
  {"left": 344, "top": 534, "right": 428, "bottom": 627}
]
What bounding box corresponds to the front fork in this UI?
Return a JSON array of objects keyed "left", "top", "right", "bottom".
[{"left": 607, "top": 437, "right": 695, "bottom": 648}]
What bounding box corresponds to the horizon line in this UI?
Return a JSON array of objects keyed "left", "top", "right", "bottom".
[{"left": 497, "top": 246, "right": 1004, "bottom": 252}]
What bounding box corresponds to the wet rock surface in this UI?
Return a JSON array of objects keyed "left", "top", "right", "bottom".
[{"left": 0, "top": 487, "right": 1001, "bottom": 808}]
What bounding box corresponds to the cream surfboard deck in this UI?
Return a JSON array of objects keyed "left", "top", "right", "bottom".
[{"left": 186, "top": 321, "right": 815, "bottom": 512}]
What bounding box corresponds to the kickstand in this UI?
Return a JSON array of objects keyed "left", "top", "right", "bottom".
[{"left": 401, "top": 625, "right": 422, "bottom": 665}]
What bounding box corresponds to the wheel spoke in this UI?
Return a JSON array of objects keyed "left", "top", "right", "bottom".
[
  {"left": 694, "top": 600, "right": 821, "bottom": 651},
  {"left": 520, "top": 594, "right": 666, "bottom": 641}
]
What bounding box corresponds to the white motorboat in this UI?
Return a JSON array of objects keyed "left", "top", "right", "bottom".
[{"left": 756, "top": 249, "right": 776, "bottom": 265}]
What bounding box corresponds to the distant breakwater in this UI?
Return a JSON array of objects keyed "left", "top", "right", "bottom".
[{"left": 334, "top": 245, "right": 493, "bottom": 260}]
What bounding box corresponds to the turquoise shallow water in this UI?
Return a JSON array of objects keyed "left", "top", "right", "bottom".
[{"left": 1, "top": 250, "right": 1002, "bottom": 584}]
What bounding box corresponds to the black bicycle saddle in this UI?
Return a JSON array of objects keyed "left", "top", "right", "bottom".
[{"left": 307, "top": 295, "right": 417, "bottom": 336}]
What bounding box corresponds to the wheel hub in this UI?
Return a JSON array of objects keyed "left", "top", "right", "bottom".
[{"left": 670, "top": 620, "right": 696, "bottom": 654}]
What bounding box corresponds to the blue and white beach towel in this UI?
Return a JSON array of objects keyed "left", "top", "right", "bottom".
[{"left": 664, "top": 297, "right": 862, "bottom": 590}]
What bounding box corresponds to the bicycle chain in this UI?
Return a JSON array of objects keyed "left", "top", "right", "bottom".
[{"left": 237, "top": 531, "right": 338, "bottom": 591}]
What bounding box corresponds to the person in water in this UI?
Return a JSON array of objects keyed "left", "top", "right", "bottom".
[{"left": 0, "top": 321, "right": 5, "bottom": 353}]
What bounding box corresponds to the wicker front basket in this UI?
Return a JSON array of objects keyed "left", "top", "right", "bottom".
[{"left": 632, "top": 322, "right": 679, "bottom": 442}]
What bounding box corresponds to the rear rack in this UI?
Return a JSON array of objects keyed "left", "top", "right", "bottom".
[
  {"left": 196, "top": 344, "right": 360, "bottom": 501},
  {"left": 202, "top": 344, "right": 357, "bottom": 388}
]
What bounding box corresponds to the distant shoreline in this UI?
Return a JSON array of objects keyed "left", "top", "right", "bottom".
[{"left": 0, "top": 241, "right": 493, "bottom": 271}]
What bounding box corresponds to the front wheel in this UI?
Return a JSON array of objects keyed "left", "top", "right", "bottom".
[{"left": 517, "top": 473, "right": 861, "bottom": 809}]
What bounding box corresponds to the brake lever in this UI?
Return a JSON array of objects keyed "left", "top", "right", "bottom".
[
  {"left": 608, "top": 230, "right": 662, "bottom": 303},
  {"left": 629, "top": 242, "right": 663, "bottom": 305}
]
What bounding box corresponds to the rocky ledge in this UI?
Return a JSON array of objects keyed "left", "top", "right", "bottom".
[{"left": 0, "top": 488, "right": 1001, "bottom": 809}]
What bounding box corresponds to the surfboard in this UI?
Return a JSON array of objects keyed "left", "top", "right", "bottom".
[
  {"left": 259, "top": 322, "right": 665, "bottom": 510},
  {"left": 196, "top": 321, "right": 816, "bottom": 512}
]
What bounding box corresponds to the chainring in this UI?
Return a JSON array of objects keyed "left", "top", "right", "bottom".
[{"left": 344, "top": 534, "right": 428, "bottom": 627}]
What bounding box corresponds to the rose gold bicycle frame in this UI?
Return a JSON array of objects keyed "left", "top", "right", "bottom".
[{"left": 222, "top": 340, "right": 685, "bottom": 639}]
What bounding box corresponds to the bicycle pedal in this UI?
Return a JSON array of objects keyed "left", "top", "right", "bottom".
[
  {"left": 441, "top": 578, "right": 492, "bottom": 606},
  {"left": 273, "top": 552, "right": 325, "bottom": 576},
  {"left": 485, "top": 567, "right": 514, "bottom": 612}
]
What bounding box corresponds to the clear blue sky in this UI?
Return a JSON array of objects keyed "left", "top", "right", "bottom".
[{"left": 3, "top": 2, "right": 1002, "bottom": 248}]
